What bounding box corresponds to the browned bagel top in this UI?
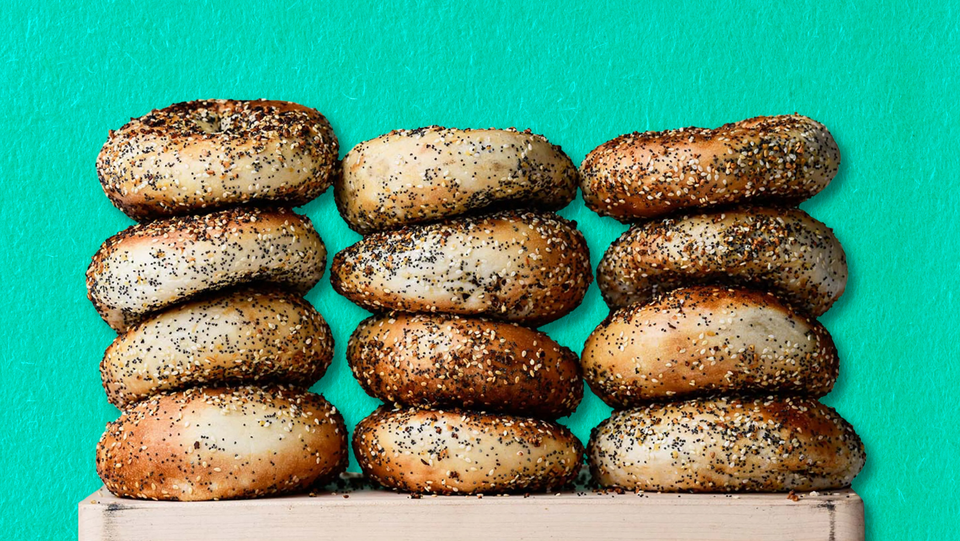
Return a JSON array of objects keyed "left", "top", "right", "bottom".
[
  {"left": 107, "top": 99, "right": 331, "bottom": 145},
  {"left": 97, "top": 99, "right": 339, "bottom": 220},
  {"left": 581, "top": 114, "right": 839, "bottom": 221}
]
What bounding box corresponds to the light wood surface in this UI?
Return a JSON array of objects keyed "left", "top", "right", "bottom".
[{"left": 78, "top": 482, "right": 864, "bottom": 541}]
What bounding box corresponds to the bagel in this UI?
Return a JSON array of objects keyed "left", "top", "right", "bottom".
[
  {"left": 580, "top": 115, "right": 839, "bottom": 221},
  {"left": 597, "top": 207, "right": 846, "bottom": 317},
  {"left": 87, "top": 207, "right": 326, "bottom": 332},
  {"left": 348, "top": 313, "right": 582, "bottom": 418},
  {"left": 96, "top": 386, "right": 348, "bottom": 501},
  {"left": 331, "top": 210, "right": 592, "bottom": 326},
  {"left": 582, "top": 286, "right": 838, "bottom": 407},
  {"left": 588, "top": 396, "right": 865, "bottom": 492},
  {"left": 97, "top": 99, "right": 339, "bottom": 220},
  {"left": 101, "top": 287, "right": 334, "bottom": 409},
  {"left": 336, "top": 127, "right": 578, "bottom": 233},
  {"left": 353, "top": 407, "right": 583, "bottom": 494}
]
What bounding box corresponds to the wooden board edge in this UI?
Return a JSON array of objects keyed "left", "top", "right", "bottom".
[{"left": 79, "top": 486, "right": 863, "bottom": 541}]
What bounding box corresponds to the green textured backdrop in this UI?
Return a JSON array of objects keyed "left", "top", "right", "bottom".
[{"left": 2, "top": 1, "right": 958, "bottom": 539}]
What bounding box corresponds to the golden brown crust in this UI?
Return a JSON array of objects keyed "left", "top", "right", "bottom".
[
  {"left": 353, "top": 407, "right": 583, "bottom": 494},
  {"left": 98, "top": 99, "right": 339, "bottom": 221},
  {"left": 101, "top": 287, "right": 334, "bottom": 409},
  {"left": 96, "top": 386, "right": 348, "bottom": 501},
  {"left": 580, "top": 115, "right": 839, "bottom": 221},
  {"left": 348, "top": 313, "right": 582, "bottom": 418},
  {"left": 331, "top": 210, "right": 592, "bottom": 326},
  {"left": 335, "top": 126, "right": 578, "bottom": 233},
  {"left": 588, "top": 396, "right": 865, "bottom": 492},
  {"left": 86, "top": 207, "right": 326, "bottom": 331},
  {"left": 582, "top": 286, "right": 838, "bottom": 407},
  {"left": 596, "top": 207, "right": 846, "bottom": 317}
]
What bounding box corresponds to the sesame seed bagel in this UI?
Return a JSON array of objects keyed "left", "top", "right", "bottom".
[
  {"left": 101, "top": 287, "right": 334, "bottom": 409},
  {"left": 582, "top": 286, "right": 838, "bottom": 407},
  {"left": 348, "top": 313, "right": 582, "bottom": 418},
  {"left": 96, "top": 386, "right": 348, "bottom": 501},
  {"left": 580, "top": 115, "right": 840, "bottom": 221},
  {"left": 331, "top": 210, "right": 592, "bottom": 326},
  {"left": 597, "top": 207, "right": 847, "bottom": 317},
  {"left": 353, "top": 407, "right": 583, "bottom": 494},
  {"left": 87, "top": 207, "right": 326, "bottom": 332},
  {"left": 588, "top": 396, "right": 865, "bottom": 492},
  {"left": 97, "top": 99, "right": 339, "bottom": 220},
  {"left": 336, "top": 126, "right": 578, "bottom": 233}
]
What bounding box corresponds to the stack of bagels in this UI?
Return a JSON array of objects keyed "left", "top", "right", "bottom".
[
  {"left": 88, "top": 99, "right": 348, "bottom": 501},
  {"left": 331, "top": 127, "right": 593, "bottom": 494},
  {"left": 84, "top": 106, "right": 865, "bottom": 501},
  {"left": 579, "top": 115, "right": 866, "bottom": 492}
]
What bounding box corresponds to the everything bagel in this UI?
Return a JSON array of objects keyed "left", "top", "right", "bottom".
[
  {"left": 336, "top": 127, "right": 578, "bottom": 233},
  {"left": 348, "top": 313, "right": 582, "bottom": 418},
  {"left": 101, "top": 287, "right": 334, "bottom": 409},
  {"left": 588, "top": 396, "right": 865, "bottom": 492},
  {"left": 96, "top": 386, "right": 347, "bottom": 501},
  {"left": 97, "top": 99, "right": 339, "bottom": 220},
  {"left": 331, "top": 210, "right": 592, "bottom": 326},
  {"left": 580, "top": 114, "right": 840, "bottom": 221},
  {"left": 596, "top": 207, "right": 847, "bottom": 317},
  {"left": 353, "top": 407, "right": 583, "bottom": 494},
  {"left": 87, "top": 207, "right": 326, "bottom": 332},
  {"left": 581, "top": 286, "right": 838, "bottom": 407}
]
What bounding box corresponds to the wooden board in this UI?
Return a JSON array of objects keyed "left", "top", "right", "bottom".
[{"left": 79, "top": 480, "right": 864, "bottom": 541}]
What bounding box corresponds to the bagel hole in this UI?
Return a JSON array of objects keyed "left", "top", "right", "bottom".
[{"left": 193, "top": 110, "right": 223, "bottom": 134}]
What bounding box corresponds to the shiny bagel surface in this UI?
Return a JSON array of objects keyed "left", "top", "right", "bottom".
[
  {"left": 98, "top": 99, "right": 339, "bottom": 220},
  {"left": 580, "top": 114, "right": 839, "bottom": 221},
  {"left": 597, "top": 206, "right": 846, "bottom": 317},
  {"left": 336, "top": 126, "right": 578, "bottom": 233},
  {"left": 101, "top": 287, "right": 334, "bottom": 409},
  {"left": 96, "top": 386, "right": 347, "bottom": 501},
  {"left": 353, "top": 407, "right": 583, "bottom": 494},
  {"left": 331, "top": 210, "right": 592, "bottom": 326},
  {"left": 588, "top": 396, "right": 865, "bottom": 492},
  {"left": 348, "top": 313, "right": 582, "bottom": 418},
  {"left": 582, "top": 286, "right": 838, "bottom": 407},
  {"left": 87, "top": 207, "right": 326, "bottom": 332}
]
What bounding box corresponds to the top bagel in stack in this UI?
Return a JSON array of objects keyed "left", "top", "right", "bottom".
[
  {"left": 335, "top": 127, "right": 578, "bottom": 233},
  {"left": 580, "top": 114, "right": 839, "bottom": 221},
  {"left": 97, "top": 99, "right": 339, "bottom": 220}
]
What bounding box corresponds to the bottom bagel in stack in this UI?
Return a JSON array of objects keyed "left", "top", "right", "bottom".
[
  {"left": 97, "top": 386, "right": 347, "bottom": 501},
  {"left": 354, "top": 408, "right": 582, "bottom": 495},
  {"left": 589, "top": 396, "right": 864, "bottom": 492},
  {"left": 95, "top": 287, "right": 348, "bottom": 501},
  {"left": 581, "top": 286, "right": 865, "bottom": 492},
  {"left": 348, "top": 313, "right": 585, "bottom": 494}
]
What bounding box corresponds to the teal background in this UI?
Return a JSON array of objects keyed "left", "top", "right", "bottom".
[{"left": 2, "top": 1, "right": 957, "bottom": 539}]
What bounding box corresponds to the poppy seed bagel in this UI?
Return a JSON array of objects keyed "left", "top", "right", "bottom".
[
  {"left": 581, "top": 286, "right": 838, "bottom": 407},
  {"left": 97, "top": 99, "right": 339, "bottom": 220},
  {"left": 596, "top": 206, "right": 847, "bottom": 317},
  {"left": 336, "top": 126, "right": 578, "bottom": 233},
  {"left": 331, "top": 210, "right": 592, "bottom": 326},
  {"left": 588, "top": 396, "right": 865, "bottom": 492},
  {"left": 87, "top": 207, "right": 326, "bottom": 332},
  {"left": 348, "top": 312, "right": 582, "bottom": 418},
  {"left": 580, "top": 114, "right": 839, "bottom": 221},
  {"left": 354, "top": 407, "right": 583, "bottom": 494},
  {"left": 96, "top": 386, "right": 347, "bottom": 501},
  {"left": 101, "top": 287, "right": 334, "bottom": 409}
]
